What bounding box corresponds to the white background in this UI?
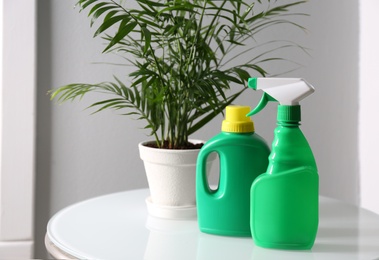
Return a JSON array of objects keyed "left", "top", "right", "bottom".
[
  {"left": 2, "top": 0, "right": 378, "bottom": 258},
  {"left": 359, "top": 0, "right": 379, "bottom": 218},
  {"left": 1, "top": 0, "right": 35, "bottom": 258},
  {"left": 35, "top": 0, "right": 362, "bottom": 257}
]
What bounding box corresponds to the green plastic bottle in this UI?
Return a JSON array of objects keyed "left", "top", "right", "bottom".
[
  {"left": 196, "top": 105, "right": 270, "bottom": 237},
  {"left": 247, "top": 78, "right": 319, "bottom": 250}
]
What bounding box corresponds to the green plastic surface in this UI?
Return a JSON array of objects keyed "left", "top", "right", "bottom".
[
  {"left": 250, "top": 109, "right": 319, "bottom": 249},
  {"left": 196, "top": 132, "right": 270, "bottom": 237}
]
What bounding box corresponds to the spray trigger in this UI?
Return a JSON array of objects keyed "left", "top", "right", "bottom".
[{"left": 247, "top": 93, "right": 277, "bottom": 117}]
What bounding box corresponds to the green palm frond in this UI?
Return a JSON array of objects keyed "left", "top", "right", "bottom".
[{"left": 51, "top": 0, "right": 308, "bottom": 149}]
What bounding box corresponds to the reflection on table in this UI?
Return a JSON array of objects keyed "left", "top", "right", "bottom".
[{"left": 46, "top": 189, "right": 379, "bottom": 260}]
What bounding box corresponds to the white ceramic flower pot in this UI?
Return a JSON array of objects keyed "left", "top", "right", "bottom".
[{"left": 139, "top": 139, "right": 214, "bottom": 219}]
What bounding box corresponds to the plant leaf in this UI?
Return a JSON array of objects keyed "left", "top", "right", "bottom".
[
  {"left": 103, "top": 21, "right": 137, "bottom": 52},
  {"left": 94, "top": 15, "right": 128, "bottom": 37},
  {"left": 141, "top": 26, "right": 151, "bottom": 54}
]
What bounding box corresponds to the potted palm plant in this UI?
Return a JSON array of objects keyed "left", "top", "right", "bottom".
[{"left": 51, "top": 0, "right": 307, "bottom": 217}]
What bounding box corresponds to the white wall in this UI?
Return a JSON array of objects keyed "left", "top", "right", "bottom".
[
  {"left": 359, "top": 0, "right": 379, "bottom": 214},
  {"left": 1, "top": 0, "right": 36, "bottom": 258},
  {"left": 35, "top": 0, "right": 360, "bottom": 258},
  {"left": 298, "top": 1, "right": 360, "bottom": 205}
]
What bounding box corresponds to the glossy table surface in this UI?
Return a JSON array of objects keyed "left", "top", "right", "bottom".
[{"left": 46, "top": 189, "right": 379, "bottom": 260}]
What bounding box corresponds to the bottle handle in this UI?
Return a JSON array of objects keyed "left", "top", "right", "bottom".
[{"left": 196, "top": 149, "right": 218, "bottom": 196}]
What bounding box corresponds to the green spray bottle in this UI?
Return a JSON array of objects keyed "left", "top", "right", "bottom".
[
  {"left": 196, "top": 105, "right": 270, "bottom": 237},
  {"left": 247, "top": 78, "right": 318, "bottom": 250}
]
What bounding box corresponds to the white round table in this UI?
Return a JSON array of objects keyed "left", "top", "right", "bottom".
[{"left": 46, "top": 189, "right": 379, "bottom": 259}]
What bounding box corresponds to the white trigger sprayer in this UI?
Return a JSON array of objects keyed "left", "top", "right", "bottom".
[{"left": 246, "top": 78, "right": 315, "bottom": 117}]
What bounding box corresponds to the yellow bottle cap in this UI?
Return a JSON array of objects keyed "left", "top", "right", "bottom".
[{"left": 222, "top": 106, "right": 255, "bottom": 133}]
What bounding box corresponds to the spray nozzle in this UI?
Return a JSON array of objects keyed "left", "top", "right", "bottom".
[{"left": 246, "top": 77, "right": 315, "bottom": 117}]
